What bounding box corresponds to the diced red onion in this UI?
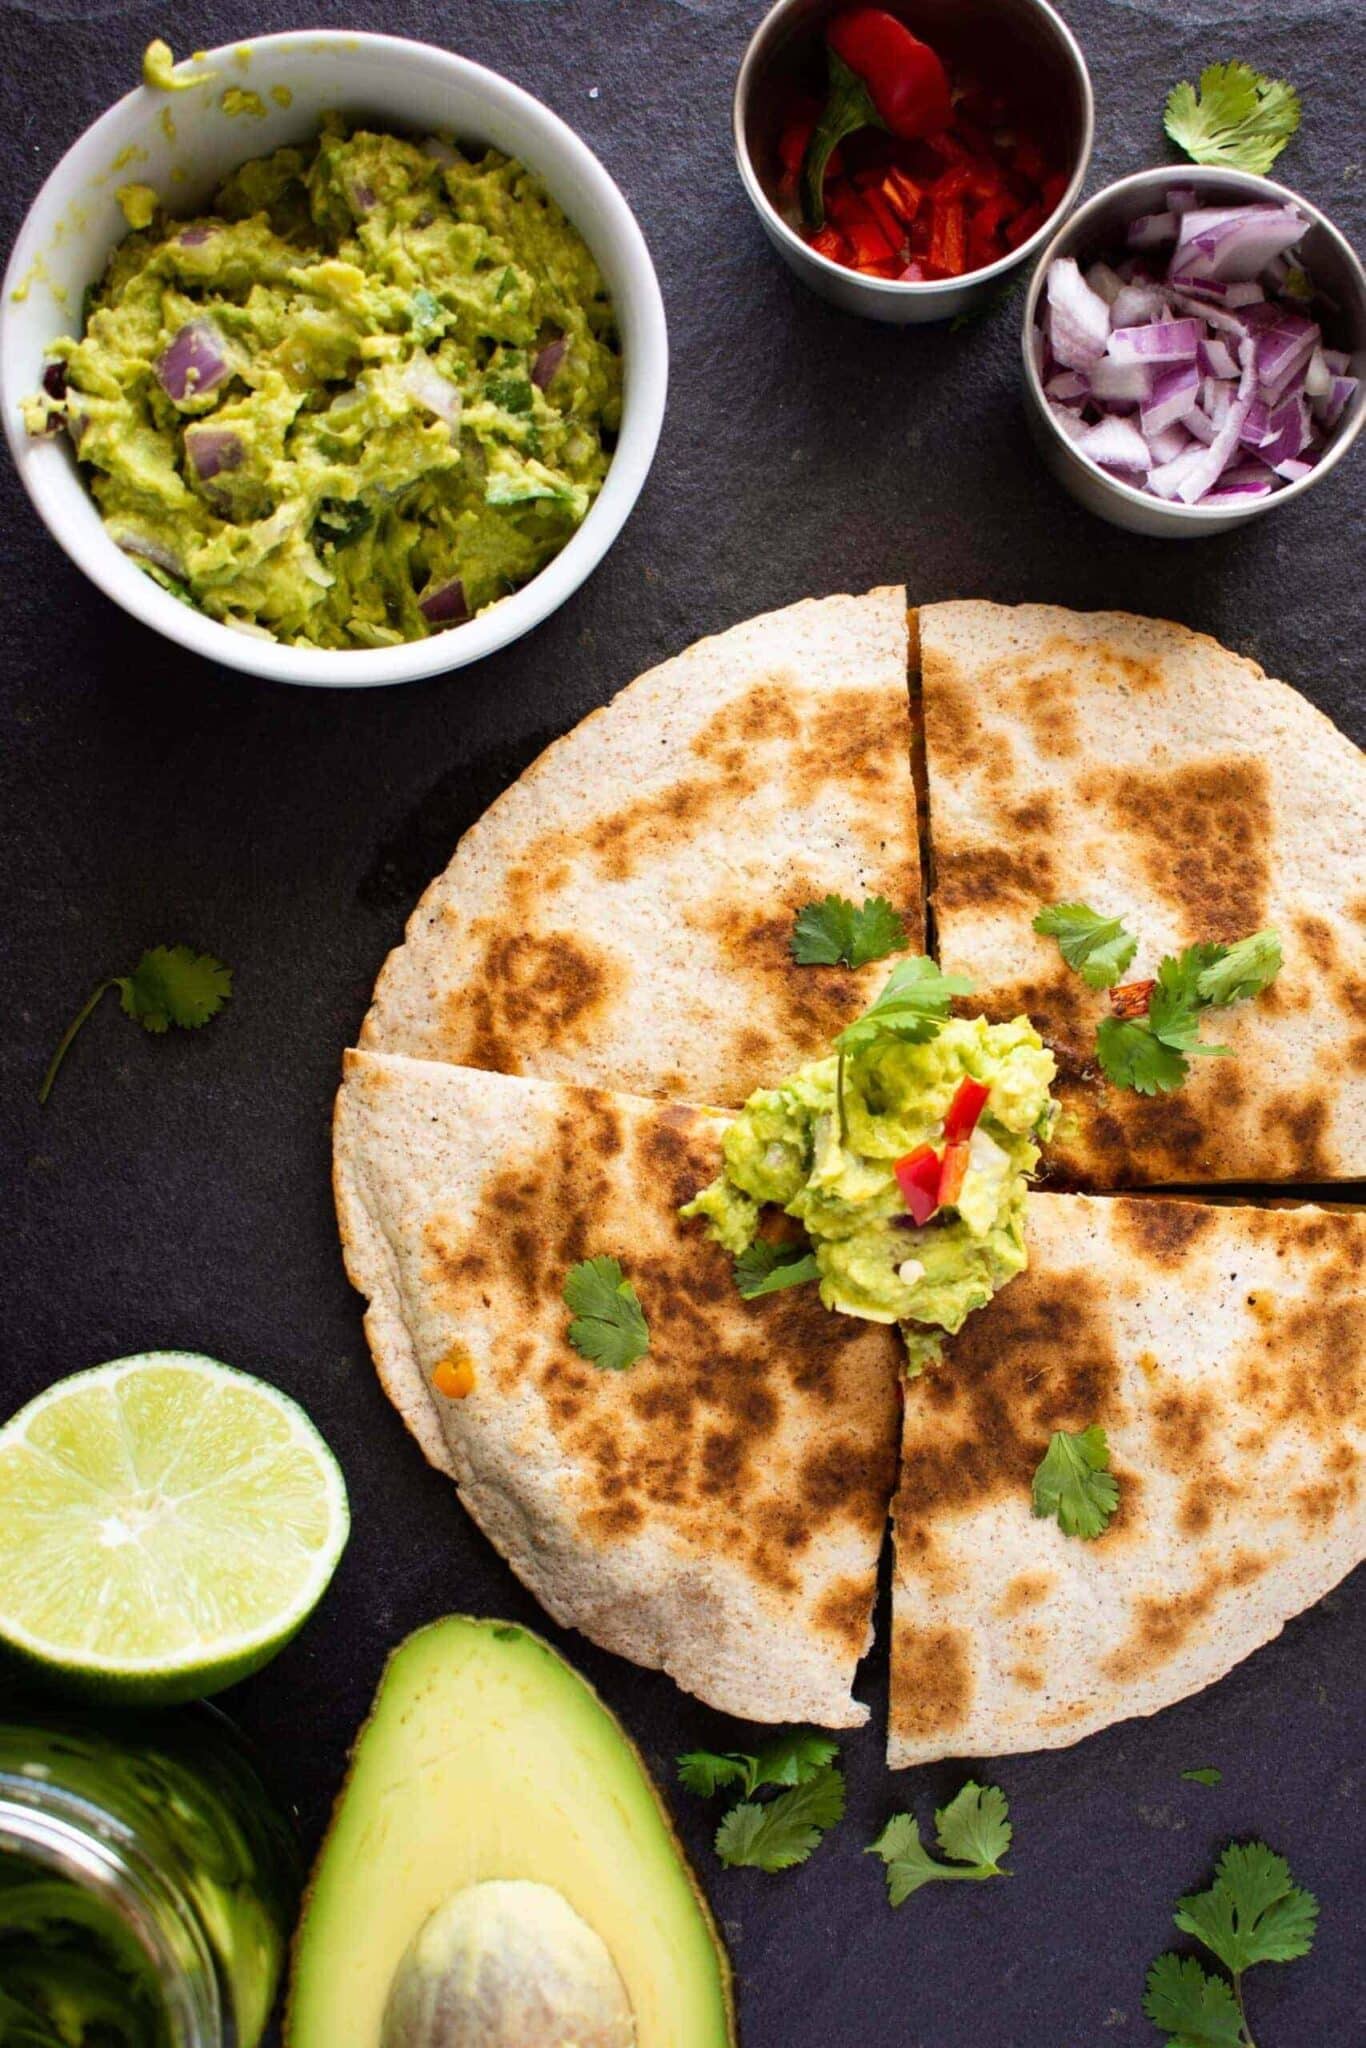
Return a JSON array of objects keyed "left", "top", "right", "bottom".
[
  {"left": 1198, "top": 336, "right": 1239, "bottom": 380},
  {"left": 1127, "top": 212, "right": 1176, "bottom": 249},
  {"left": 155, "top": 320, "right": 229, "bottom": 404},
  {"left": 185, "top": 424, "right": 244, "bottom": 479},
  {"left": 1182, "top": 407, "right": 1216, "bottom": 446},
  {"left": 418, "top": 578, "right": 469, "bottom": 628},
  {"left": 1257, "top": 395, "right": 1311, "bottom": 467},
  {"left": 1045, "top": 258, "right": 1111, "bottom": 369},
  {"left": 1323, "top": 348, "right": 1352, "bottom": 376},
  {"left": 532, "top": 335, "right": 568, "bottom": 389},
  {"left": 1314, "top": 375, "right": 1358, "bottom": 429},
  {"left": 42, "top": 361, "right": 66, "bottom": 401},
  {"left": 1170, "top": 276, "right": 1265, "bottom": 309},
  {"left": 1166, "top": 186, "right": 1197, "bottom": 215},
  {"left": 1075, "top": 415, "right": 1149, "bottom": 471},
  {"left": 1206, "top": 462, "right": 1275, "bottom": 501},
  {"left": 1045, "top": 400, "right": 1088, "bottom": 443},
  {"left": 117, "top": 532, "right": 185, "bottom": 578},
  {"left": 1304, "top": 348, "right": 1331, "bottom": 400},
  {"left": 1045, "top": 370, "right": 1089, "bottom": 402},
  {"left": 403, "top": 354, "right": 462, "bottom": 427},
  {"left": 1141, "top": 362, "right": 1200, "bottom": 437},
  {"left": 1085, "top": 261, "right": 1125, "bottom": 306},
  {"left": 1107, "top": 319, "right": 1201, "bottom": 365},
  {"left": 1147, "top": 422, "right": 1193, "bottom": 466},
  {"left": 1239, "top": 400, "right": 1270, "bottom": 447},
  {"left": 178, "top": 225, "right": 214, "bottom": 248},
  {"left": 1174, "top": 204, "right": 1308, "bottom": 283},
  {"left": 422, "top": 135, "right": 458, "bottom": 166},
  {"left": 1089, "top": 357, "right": 1151, "bottom": 404},
  {"left": 1110, "top": 283, "right": 1169, "bottom": 328}
]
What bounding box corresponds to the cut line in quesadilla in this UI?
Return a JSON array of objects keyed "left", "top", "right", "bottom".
[
  {"left": 361, "top": 588, "right": 923, "bottom": 1108},
  {"left": 334, "top": 1051, "right": 902, "bottom": 1728},
  {"left": 916, "top": 601, "right": 1366, "bottom": 1187},
  {"left": 889, "top": 1192, "right": 1366, "bottom": 1767}
]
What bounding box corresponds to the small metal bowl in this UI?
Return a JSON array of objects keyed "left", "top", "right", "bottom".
[
  {"left": 734, "top": 0, "right": 1093, "bottom": 324},
  {"left": 1021, "top": 165, "right": 1366, "bottom": 537}
]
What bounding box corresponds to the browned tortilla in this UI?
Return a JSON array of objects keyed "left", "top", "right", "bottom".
[
  {"left": 361, "top": 589, "right": 922, "bottom": 1107},
  {"left": 334, "top": 1051, "right": 902, "bottom": 1727},
  {"left": 917, "top": 601, "right": 1366, "bottom": 1185},
  {"left": 889, "top": 1193, "right": 1366, "bottom": 1766}
]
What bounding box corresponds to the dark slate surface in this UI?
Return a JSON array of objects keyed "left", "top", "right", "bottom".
[{"left": 1, "top": 2, "right": 1362, "bottom": 2042}]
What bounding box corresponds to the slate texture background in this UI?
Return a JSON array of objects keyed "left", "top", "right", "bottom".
[{"left": 1, "top": 2, "right": 1363, "bottom": 2043}]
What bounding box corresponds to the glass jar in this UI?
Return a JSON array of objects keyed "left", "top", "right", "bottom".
[{"left": 0, "top": 1700, "right": 301, "bottom": 2048}]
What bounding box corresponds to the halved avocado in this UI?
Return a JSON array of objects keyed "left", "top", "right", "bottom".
[{"left": 286, "top": 1617, "right": 735, "bottom": 2048}]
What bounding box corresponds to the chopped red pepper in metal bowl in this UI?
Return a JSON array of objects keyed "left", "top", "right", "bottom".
[{"left": 779, "top": 6, "right": 1068, "bottom": 283}]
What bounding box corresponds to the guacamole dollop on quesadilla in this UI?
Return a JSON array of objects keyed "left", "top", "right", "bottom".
[{"left": 683, "top": 990, "right": 1058, "bottom": 1367}]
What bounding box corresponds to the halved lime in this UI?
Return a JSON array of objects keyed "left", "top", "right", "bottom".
[{"left": 0, "top": 1352, "right": 349, "bottom": 1704}]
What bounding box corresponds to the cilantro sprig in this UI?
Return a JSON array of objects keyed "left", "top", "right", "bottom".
[
  {"left": 791, "top": 893, "right": 908, "bottom": 969},
  {"left": 1032, "top": 1425, "right": 1120, "bottom": 1539},
  {"left": 831, "top": 955, "right": 973, "bottom": 1142},
  {"left": 868, "top": 1782, "right": 1013, "bottom": 1904},
  {"left": 563, "top": 1256, "right": 649, "bottom": 1371},
  {"left": 1034, "top": 906, "right": 1282, "bottom": 1095},
  {"left": 1144, "top": 1841, "right": 1318, "bottom": 2048},
  {"left": 39, "top": 945, "right": 232, "bottom": 1105},
  {"left": 1032, "top": 902, "right": 1138, "bottom": 989},
  {"left": 678, "top": 1733, "right": 844, "bottom": 1873},
  {"left": 733, "top": 1239, "right": 822, "bottom": 1300},
  {"left": 1165, "top": 62, "right": 1301, "bottom": 176}
]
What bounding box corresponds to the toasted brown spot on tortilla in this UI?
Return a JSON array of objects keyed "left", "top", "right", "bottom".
[
  {"left": 690, "top": 675, "right": 801, "bottom": 762},
  {"left": 1013, "top": 667, "right": 1080, "bottom": 758},
  {"left": 813, "top": 1575, "right": 874, "bottom": 1651},
  {"left": 1115, "top": 1199, "right": 1217, "bottom": 1265},
  {"left": 997, "top": 1570, "right": 1056, "bottom": 1618},
  {"left": 1262, "top": 1091, "right": 1335, "bottom": 1179},
  {"left": 935, "top": 838, "right": 1058, "bottom": 916},
  {"left": 1102, "top": 757, "right": 1272, "bottom": 939},
  {"left": 1010, "top": 1662, "right": 1046, "bottom": 1691},
  {"left": 889, "top": 1622, "right": 972, "bottom": 1742},
  {"left": 1103, "top": 1553, "right": 1271, "bottom": 1683},
  {"left": 459, "top": 927, "right": 623, "bottom": 1074}
]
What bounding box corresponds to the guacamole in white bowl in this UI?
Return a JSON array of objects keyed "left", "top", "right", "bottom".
[{"left": 26, "top": 119, "right": 622, "bottom": 650}]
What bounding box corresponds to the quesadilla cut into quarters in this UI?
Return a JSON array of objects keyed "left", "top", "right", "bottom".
[
  {"left": 334, "top": 1051, "right": 902, "bottom": 1727},
  {"left": 362, "top": 588, "right": 922, "bottom": 1107},
  {"left": 918, "top": 601, "right": 1366, "bottom": 1185},
  {"left": 889, "top": 1193, "right": 1366, "bottom": 1767}
]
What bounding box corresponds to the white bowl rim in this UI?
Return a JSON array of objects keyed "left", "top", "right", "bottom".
[
  {"left": 1020, "top": 162, "right": 1366, "bottom": 523},
  {"left": 732, "top": 0, "right": 1095, "bottom": 300},
  {"left": 0, "top": 29, "right": 669, "bottom": 687}
]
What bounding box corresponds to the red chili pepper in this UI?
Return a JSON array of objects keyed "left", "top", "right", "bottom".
[
  {"left": 927, "top": 196, "right": 967, "bottom": 276},
  {"left": 809, "top": 224, "right": 849, "bottom": 264},
  {"left": 880, "top": 168, "right": 924, "bottom": 223},
  {"left": 943, "top": 1076, "right": 990, "bottom": 1144},
  {"left": 894, "top": 1145, "right": 942, "bottom": 1225},
  {"left": 937, "top": 1140, "right": 971, "bottom": 1209},
  {"left": 846, "top": 215, "right": 894, "bottom": 265},
  {"left": 778, "top": 111, "right": 818, "bottom": 174},
  {"left": 861, "top": 183, "right": 907, "bottom": 253},
  {"left": 827, "top": 9, "right": 953, "bottom": 141}
]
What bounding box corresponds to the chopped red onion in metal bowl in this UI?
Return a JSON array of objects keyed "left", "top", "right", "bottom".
[{"left": 1035, "top": 198, "right": 1359, "bottom": 505}]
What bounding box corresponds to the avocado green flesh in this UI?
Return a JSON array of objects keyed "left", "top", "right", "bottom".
[
  {"left": 31, "top": 122, "right": 621, "bottom": 649},
  {"left": 683, "top": 1016, "right": 1058, "bottom": 1361},
  {"left": 286, "top": 1617, "right": 735, "bottom": 2048}
]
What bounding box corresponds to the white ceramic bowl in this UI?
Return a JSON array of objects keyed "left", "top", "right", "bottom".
[{"left": 0, "top": 31, "right": 668, "bottom": 686}]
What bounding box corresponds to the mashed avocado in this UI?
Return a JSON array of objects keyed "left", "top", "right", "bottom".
[
  {"left": 683, "top": 1015, "right": 1058, "bottom": 1369},
  {"left": 27, "top": 119, "right": 621, "bottom": 648}
]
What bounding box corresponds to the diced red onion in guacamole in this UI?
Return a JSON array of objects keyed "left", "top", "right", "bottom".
[
  {"left": 1036, "top": 195, "right": 1357, "bottom": 505},
  {"left": 403, "top": 354, "right": 462, "bottom": 427},
  {"left": 532, "top": 335, "right": 568, "bottom": 389},
  {"left": 155, "top": 320, "right": 229, "bottom": 405},
  {"left": 185, "top": 424, "right": 244, "bottom": 480},
  {"left": 418, "top": 578, "right": 469, "bottom": 628}
]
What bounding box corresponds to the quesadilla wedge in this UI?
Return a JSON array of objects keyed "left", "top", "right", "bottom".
[
  {"left": 334, "top": 1051, "right": 902, "bottom": 1727},
  {"left": 917, "top": 601, "right": 1366, "bottom": 1185},
  {"left": 889, "top": 1193, "right": 1366, "bottom": 1767},
  {"left": 362, "top": 589, "right": 922, "bottom": 1107}
]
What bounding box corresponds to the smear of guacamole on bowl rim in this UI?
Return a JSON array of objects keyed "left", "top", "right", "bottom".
[
  {"left": 683, "top": 1013, "right": 1059, "bottom": 1369},
  {"left": 27, "top": 115, "right": 622, "bottom": 650}
]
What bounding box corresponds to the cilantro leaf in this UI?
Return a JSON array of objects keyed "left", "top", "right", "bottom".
[
  {"left": 834, "top": 956, "right": 973, "bottom": 1056},
  {"left": 1174, "top": 1843, "right": 1318, "bottom": 1975},
  {"left": 1145, "top": 1841, "right": 1318, "bottom": 2048},
  {"left": 1031, "top": 1425, "right": 1120, "bottom": 1539},
  {"left": 1195, "top": 929, "right": 1283, "bottom": 1008},
  {"left": 562, "top": 1256, "right": 649, "bottom": 1371},
  {"left": 934, "top": 1781, "right": 1012, "bottom": 1870},
  {"left": 39, "top": 944, "right": 232, "bottom": 1105},
  {"left": 715, "top": 1764, "right": 845, "bottom": 1872},
  {"left": 733, "top": 1240, "right": 822, "bottom": 1300},
  {"left": 1143, "top": 1952, "right": 1244, "bottom": 2046},
  {"left": 791, "top": 894, "right": 908, "bottom": 969},
  {"left": 1147, "top": 947, "right": 1232, "bottom": 1059},
  {"left": 1164, "top": 62, "right": 1301, "bottom": 177},
  {"left": 867, "top": 1781, "right": 1012, "bottom": 1905},
  {"left": 1033, "top": 901, "right": 1139, "bottom": 989},
  {"left": 1095, "top": 1014, "right": 1190, "bottom": 1096},
  {"left": 677, "top": 1751, "right": 751, "bottom": 1799},
  {"left": 118, "top": 945, "right": 233, "bottom": 1034},
  {"left": 678, "top": 1731, "right": 838, "bottom": 1801},
  {"left": 1182, "top": 1768, "right": 1223, "bottom": 1787}
]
